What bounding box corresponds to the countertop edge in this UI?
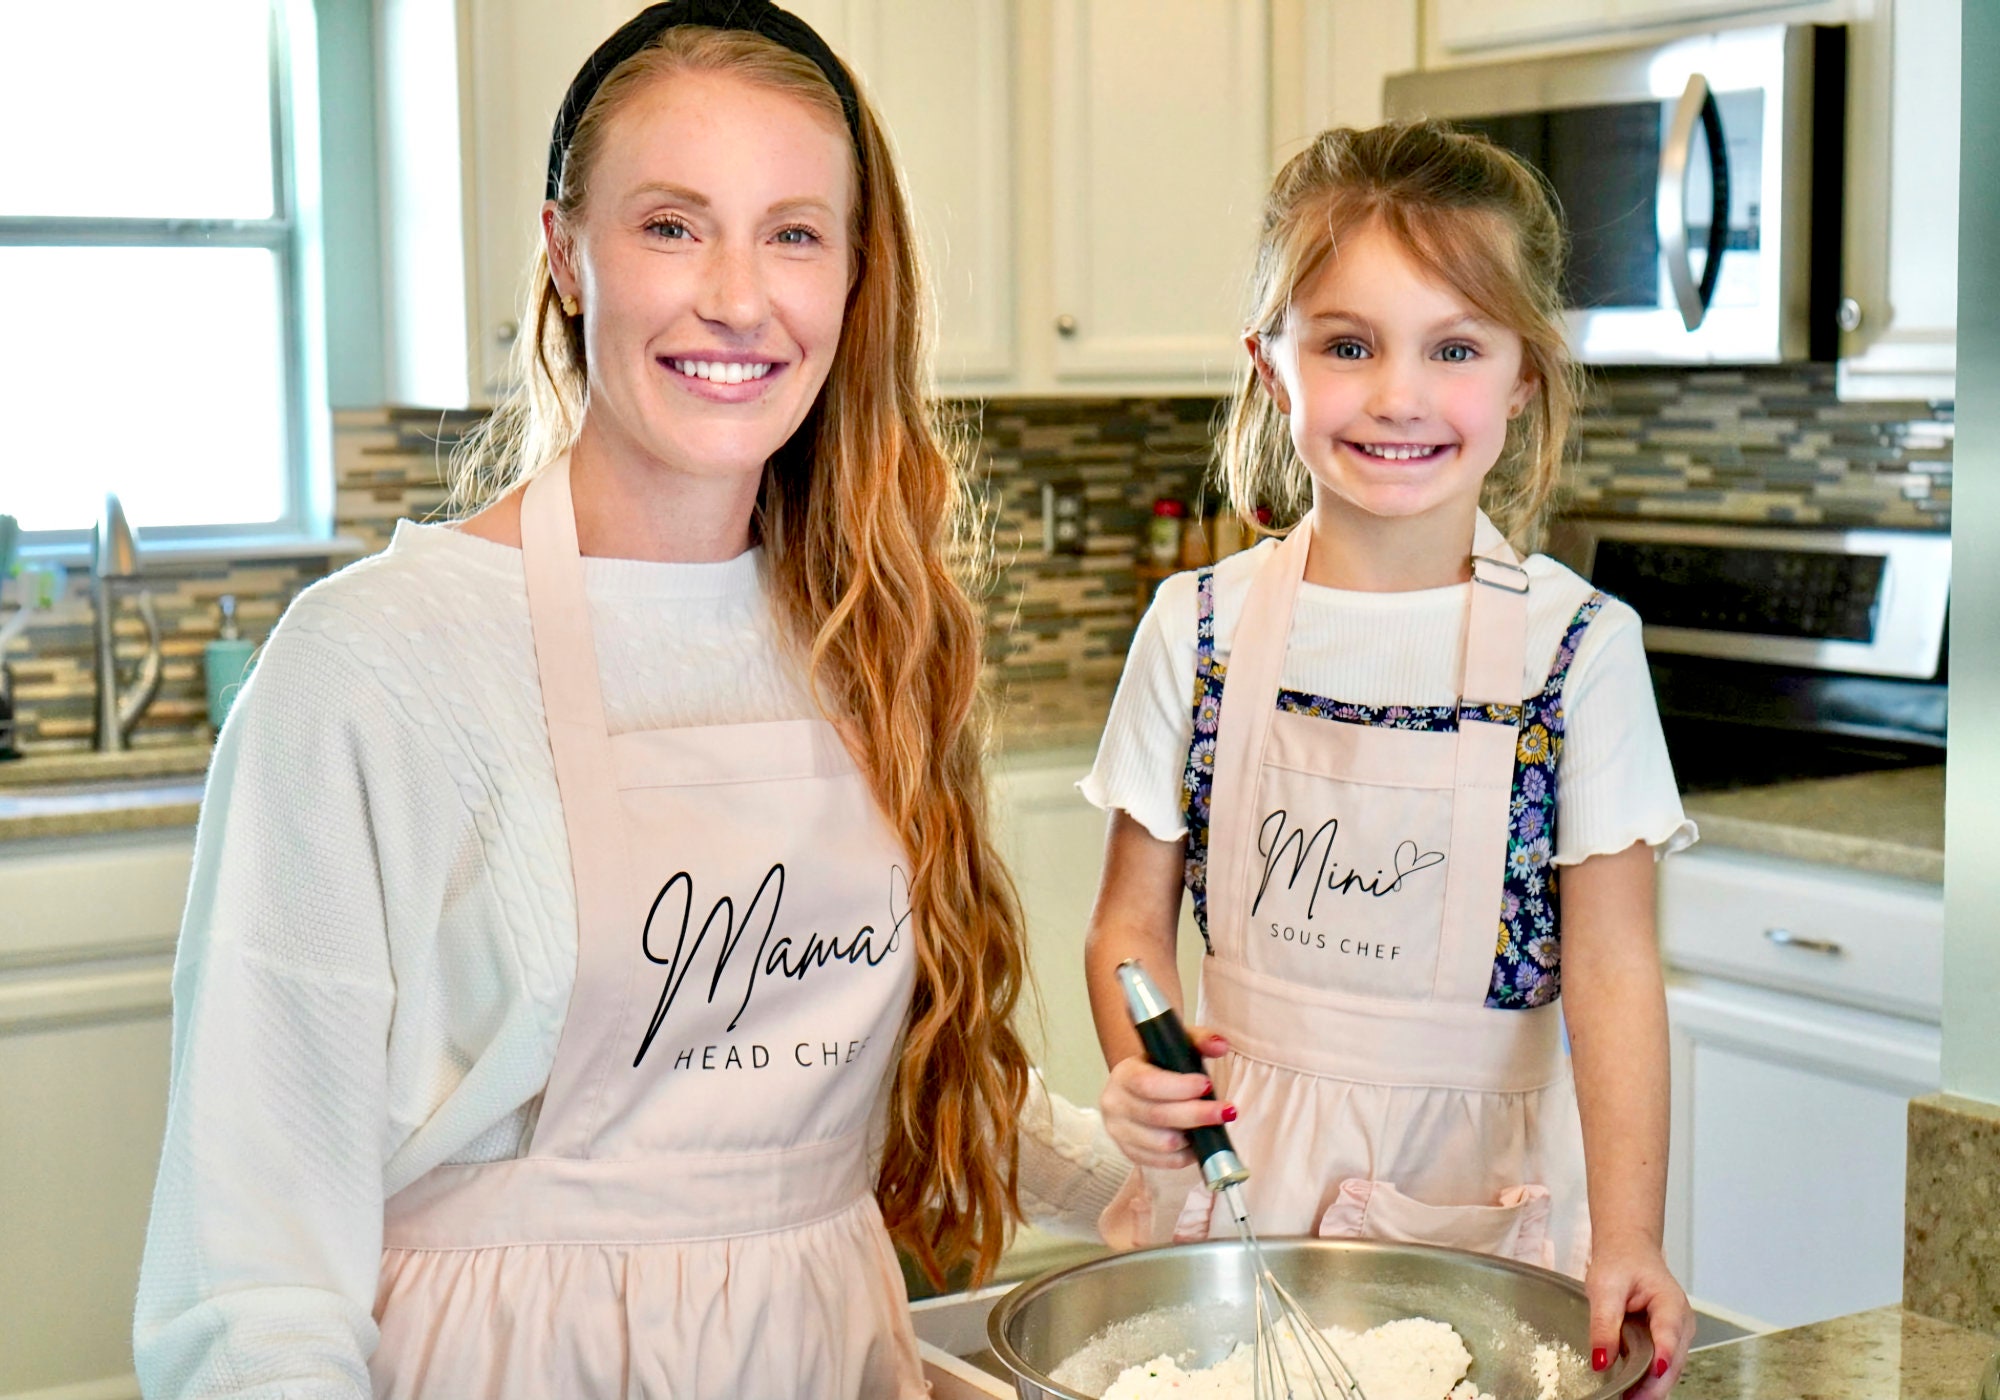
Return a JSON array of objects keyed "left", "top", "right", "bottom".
[{"left": 1685, "top": 810, "right": 1945, "bottom": 884}]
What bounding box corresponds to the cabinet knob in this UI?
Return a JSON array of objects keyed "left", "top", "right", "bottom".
[
  {"left": 496, "top": 319, "right": 520, "bottom": 346},
  {"left": 1055, "top": 314, "right": 1078, "bottom": 338},
  {"left": 1837, "top": 298, "right": 1863, "bottom": 333},
  {"left": 1765, "top": 927, "right": 1844, "bottom": 956}
]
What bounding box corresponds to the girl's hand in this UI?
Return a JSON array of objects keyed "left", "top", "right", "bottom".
[
  {"left": 1585, "top": 1234, "right": 1691, "bottom": 1400},
  {"left": 1097, "top": 1028, "right": 1233, "bottom": 1170}
]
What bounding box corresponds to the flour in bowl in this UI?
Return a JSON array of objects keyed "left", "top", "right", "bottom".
[{"left": 1099, "top": 1315, "right": 1566, "bottom": 1400}]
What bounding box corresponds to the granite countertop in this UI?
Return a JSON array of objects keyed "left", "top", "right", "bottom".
[
  {"left": 1679, "top": 1306, "right": 1994, "bottom": 1400},
  {"left": 1682, "top": 766, "right": 1946, "bottom": 883},
  {"left": 0, "top": 683, "right": 1114, "bottom": 843},
  {"left": 0, "top": 744, "right": 211, "bottom": 841},
  {"left": 3, "top": 709, "right": 1949, "bottom": 886}
]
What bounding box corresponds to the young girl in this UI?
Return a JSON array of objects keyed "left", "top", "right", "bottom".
[
  {"left": 1083, "top": 122, "right": 1696, "bottom": 1397},
  {"left": 134, "top": 4, "right": 1130, "bottom": 1395}
]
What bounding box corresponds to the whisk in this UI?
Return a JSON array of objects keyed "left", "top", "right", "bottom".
[{"left": 1117, "top": 961, "right": 1367, "bottom": 1400}]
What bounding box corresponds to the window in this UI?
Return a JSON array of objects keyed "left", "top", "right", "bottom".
[{"left": 0, "top": 0, "right": 325, "bottom": 546}]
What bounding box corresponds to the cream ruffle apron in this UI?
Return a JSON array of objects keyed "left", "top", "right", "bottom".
[
  {"left": 1105, "top": 513, "right": 1593, "bottom": 1278},
  {"left": 370, "top": 458, "right": 926, "bottom": 1397}
]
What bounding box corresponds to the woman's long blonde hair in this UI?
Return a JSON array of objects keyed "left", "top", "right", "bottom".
[
  {"left": 450, "top": 26, "right": 1030, "bottom": 1286},
  {"left": 1221, "top": 121, "right": 1582, "bottom": 544}
]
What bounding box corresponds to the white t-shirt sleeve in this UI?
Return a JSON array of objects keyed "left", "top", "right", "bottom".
[
  {"left": 1078, "top": 572, "right": 1200, "bottom": 843},
  {"left": 1551, "top": 600, "right": 1698, "bottom": 865},
  {"left": 134, "top": 621, "right": 462, "bottom": 1397}
]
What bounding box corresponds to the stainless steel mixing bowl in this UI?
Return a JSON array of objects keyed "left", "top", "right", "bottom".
[{"left": 986, "top": 1238, "right": 1652, "bottom": 1400}]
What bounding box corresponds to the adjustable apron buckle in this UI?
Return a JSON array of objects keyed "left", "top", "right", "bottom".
[{"left": 1471, "top": 553, "right": 1530, "bottom": 594}]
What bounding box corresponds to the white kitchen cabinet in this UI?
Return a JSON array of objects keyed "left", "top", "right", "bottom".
[
  {"left": 455, "top": 0, "right": 644, "bottom": 403},
  {"left": 0, "top": 827, "right": 193, "bottom": 1400},
  {"left": 986, "top": 744, "right": 1204, "bottom": 1281},
  {"left": 410, "top": 0, "right": 1278, "bottom": 399},
  {"left": 1278, "top": 0, "right": 1419, "bottom": 162},
  {"left": 988, "top": 745, "right": 1204, "bottom": 1111},
  {"left": 1836, "top": 0, "right": 1960, "bottom": 401},
  {"left": 1657, "top": 845, "right": 1942, "bottom": 1330},
  {"left": 1044, "top": 0, "right": 1270, "bottom": 385},
  {"left": 792, "top": 0, "right": 1017, "bottom": 384}
]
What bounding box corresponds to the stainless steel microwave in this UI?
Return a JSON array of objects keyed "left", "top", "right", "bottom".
[{"left": 1385, "top": 25, "right": 1845, "bottom": 365}]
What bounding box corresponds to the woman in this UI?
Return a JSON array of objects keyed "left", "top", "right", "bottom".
[{"left": 132, "top": 4, "right": 1122, "bottom": 1394}]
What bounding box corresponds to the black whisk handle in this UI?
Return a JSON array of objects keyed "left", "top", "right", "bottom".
[{"left": 1117, "top": 960, "right": 1249, "bottom": 1190}]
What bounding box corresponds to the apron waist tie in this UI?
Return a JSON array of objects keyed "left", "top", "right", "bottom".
[
  {"left": 383, "top": 1129, "right": 875, "bottom": 1250},
  {"left": 1201, "top": 958, "right": 1566, "bottom": 1093}
]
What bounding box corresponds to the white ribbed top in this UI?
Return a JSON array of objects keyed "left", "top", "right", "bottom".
[
  {"left": 134, "top": 522, "right": 1129, "bottom": 1398},
  {"left": 1082, "top": 539, "right": 1696, "bottom": 865}
]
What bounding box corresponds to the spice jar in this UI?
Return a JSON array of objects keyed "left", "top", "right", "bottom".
[
  {"left": 1147, "top": 498, "right": 1185, "bottom": 566},
  {"left": 1178, "top": 513, "right": 1212, "bottom": 569},
  {"left": 1211, "top": 510, "right": 1244, "bottom": 559}
]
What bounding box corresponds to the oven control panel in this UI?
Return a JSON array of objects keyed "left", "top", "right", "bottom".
[
  {"left": 1590, "top": 541, "right": 1885, "bottom": 643},
  {"left": 1545, "top": 521, "right": 1949, "bottom": 680}
]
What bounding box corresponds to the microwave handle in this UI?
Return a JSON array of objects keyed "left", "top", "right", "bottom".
[{"left": 1658, "top": 73, "right": 1732, "bottom": 331}]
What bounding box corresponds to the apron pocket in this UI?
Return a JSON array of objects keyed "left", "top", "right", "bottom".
[{"left": 1316, "top": 1178, "right": 1554, "bottom": 1269}]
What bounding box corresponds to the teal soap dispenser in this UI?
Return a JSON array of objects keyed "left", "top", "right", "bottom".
[{"left": 204, "top": 594, "right": 257, "bottom": 732}]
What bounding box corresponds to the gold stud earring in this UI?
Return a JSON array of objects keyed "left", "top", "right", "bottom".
[{"left": 561, "top": 294, "right": 580, "bottom": 317}]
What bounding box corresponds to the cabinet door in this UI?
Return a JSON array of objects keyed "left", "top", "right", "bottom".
[
  {"left": 459, "top": 0, "right": 663, "bottom": 404},
  {"left": 991, "top": 750, "right": 1205, "bottom": 1111},
  {"left": 1286, "top": 0, "right": 1420, "bottom": 158},
  {"left": 0, "top": 830, "right": 193, "bottom": 1399},
  {"left": 1837, "top": 0, "right": 1960, "bottom": 400},
  {"left": 1663, "top": 974, "right": 1939, "bottom": 1329},
  {"left": 1048, "top": 0, "right": 1270, "bottom": 383},
  {"left": 806, "top": 0, "right": 1017, "bottom": 384}
]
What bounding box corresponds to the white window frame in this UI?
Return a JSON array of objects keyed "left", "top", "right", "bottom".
[{"left": 5, "top": 0, "right": 334, "bottom": 562}]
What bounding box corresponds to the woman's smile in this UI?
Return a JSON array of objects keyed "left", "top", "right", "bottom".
[{"left": 660, "top": 351, "right": 787, "bottom": 401}]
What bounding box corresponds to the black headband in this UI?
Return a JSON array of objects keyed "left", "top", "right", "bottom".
[{"left": 544, "top": 0, "right": 864, "bottom": 202}]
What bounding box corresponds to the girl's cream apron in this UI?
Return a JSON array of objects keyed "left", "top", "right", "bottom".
[
  {"left": 370, "top": 458, "right": 926, "bottom": 1397},
  {"left": 1105, "top": 513, "right": 1593, "bottom": 1278}
]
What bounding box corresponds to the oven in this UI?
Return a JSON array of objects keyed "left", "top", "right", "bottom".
[
  {"left": 1545, "top": 519, "right": 1949, "bottom": 790},
  {"left": 1550, "top": 518, "right": 1947, "bottom": 1327},
  {"left": 1385, "top": 24, "right": 1847, "bottom": 365}
]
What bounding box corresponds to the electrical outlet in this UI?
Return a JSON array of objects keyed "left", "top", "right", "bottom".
[{"left": 1041, "top": 480, "right": 1087, "bottom": 556}]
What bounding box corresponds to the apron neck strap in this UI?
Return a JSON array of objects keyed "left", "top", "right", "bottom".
[
  {"left": 520, "top": 454, "right": 612, "bottom": 736},
  {"left": 1462, "top": 514, "right": 1529, "bottom": 709}
]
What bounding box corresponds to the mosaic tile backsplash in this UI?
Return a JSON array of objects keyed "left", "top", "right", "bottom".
[{"left": 0, "top": 364, "right": 1953, "bottom": 753}]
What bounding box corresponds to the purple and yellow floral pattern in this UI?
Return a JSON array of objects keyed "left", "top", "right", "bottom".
[{"left": 1178, "top": 566, "right": 1605, "bottom": 1007}]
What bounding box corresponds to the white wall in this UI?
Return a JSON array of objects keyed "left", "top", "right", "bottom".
[{"left": 1943, "top": 0, "right": 2000, "bottom": 1104}]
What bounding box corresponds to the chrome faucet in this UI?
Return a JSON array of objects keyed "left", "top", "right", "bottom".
[{"left": 92, "top": 492, "right": 163, "bottom": 752}]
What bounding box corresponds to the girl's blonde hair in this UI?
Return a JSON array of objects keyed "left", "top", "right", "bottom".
[
  {"left": 449, "top": 26, "right": 1030, "bottom": 1287},
  {"left": 1220, "top": 120, "right": 1582, "bottom": 544}
]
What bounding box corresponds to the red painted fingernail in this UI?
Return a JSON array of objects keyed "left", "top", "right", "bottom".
[
  {"left": 1654, "top": 1357, "right": 1669, "bottom": 1378},
  {"left": 1592, "top": 1348, "right": 1609, "bottom": 1372},
  {"left": 1221, "top": 1104, "right": 1238, "bottom": 1123}
]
